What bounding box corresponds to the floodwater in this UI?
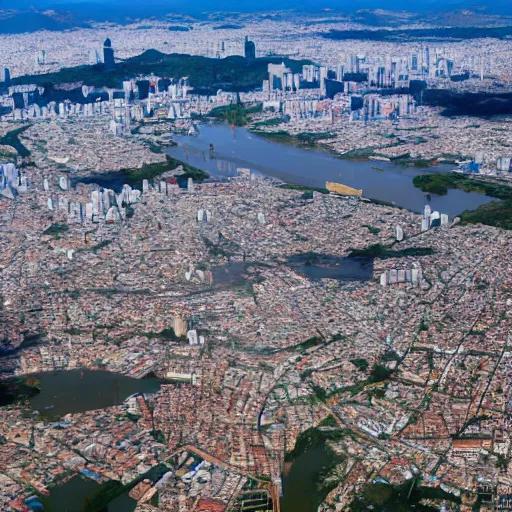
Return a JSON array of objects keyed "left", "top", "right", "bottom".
[
  {"left": 168, "top": 123, "right": 494, "bottom": 217},
  {"left": 33, "top": 475, "right": 137, "bottom": 512},
  {"left": 287, "top": 253, "right": 373, "bottom": 282},
  {"left": 28, "top": 369, "right": 162, "bottom": 417},
  {"left": 40, "top": 464, "right": 170, "bottom": 512},
  {"left": 281, "top": 443, "right": 333, "bottom": 512},
  {"left": 211, "top": 261, "right": 249, "bottom": 286}
]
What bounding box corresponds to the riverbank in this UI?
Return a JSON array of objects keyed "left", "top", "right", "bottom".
[
  {"left": 412, "top": 172, "right": 512, "bottom": 229},
  {"left": 38, "top": 462, "right": 169, "bottom": 512},
  {"left": 250, "top": 128, "right": 337, "bottom": 149},
  {"left": 247, "top": 125, "right": 465, "bottom": 172},
  {"left": 0, "top": 376, "right": 40, "bottom": 407},
  {"left": 74, "top": 155, "right": 209, "bottom": 191}
]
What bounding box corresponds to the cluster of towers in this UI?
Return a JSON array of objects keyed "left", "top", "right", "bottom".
[
  {"left": 421, "top": 204, "right": 449, "bottom": 232},
  {"left": 0, "top": 163, "right": 28, "bottom": 199},
  {"left": 244, "top": 36, "right": 256, "bottom": 61}
]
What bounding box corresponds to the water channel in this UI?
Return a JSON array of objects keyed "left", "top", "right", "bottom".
[{"left": 167, "top": 123, "right": 494, "bottom": 217}]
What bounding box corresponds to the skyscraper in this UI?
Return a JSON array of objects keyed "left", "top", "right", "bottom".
[
  {"left": 244, "top": 36, "right": 256, "bottom": 61},
  {"left": 1, "top": 68, "right": 10, "bottom": 84},
  {"left": 103, "top": 38, "right": 115, "bottom": 69}
]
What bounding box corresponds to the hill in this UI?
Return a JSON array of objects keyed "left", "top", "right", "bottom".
[
  {"left": 12, "top": 50, "right": 312, "bottom": 93},
  {"left": 0, "top": 10, "right": 87, "bottom": 34}
]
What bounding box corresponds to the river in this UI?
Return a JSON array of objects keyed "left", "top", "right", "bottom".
[{"left": 167, "top": 124, "right": 494, "bottom": 217}]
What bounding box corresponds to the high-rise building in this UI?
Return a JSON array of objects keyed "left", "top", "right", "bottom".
[
  {"left": 268, "top": 63, "right": 291, "bottom": 91},
  {"left": 325, "top": 79, "right": 344, "bottom": 99},
  {"left": 103, "top": 38, "right": 115, "bottom": 69},
  {"left": 1, "top": 68, "right": 10, "bottom": 84},
  {"left": 244, "top": 36, "right": 256, "bottom": 61},
  {"left": 35, "top": 50, "right": 46, "bottom": 66},
  {"left": 89, "top": 49, "right": 100, "bottom": 65}
]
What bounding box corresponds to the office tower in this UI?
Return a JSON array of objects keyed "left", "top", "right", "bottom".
[
  {"left": 325, "top": 79, "right": 344, "bottom": 99},
  {"left": 244, "top": 36, "right": 256, "bottom": 61},
  {"left": 350, "top": 95, "right": 364, "bottom": 111},
  {"left": 89, "top": 49, "right": 100, "bottom": 65},
  {"left": 319, "top": 67, "right": 328, "bottom": 96},
  {"left": 302, "top": 65, "right": 316, "bottom": 82},
  {"left": 268, "top": 63, "right": 291, "bottom": 92},
  {"left": 1, "top": 68, "right": 10, "bottom": 84},
  {"left": 35, "top": 50, "right": 46, "bottom": 66},
  {"left": 137, "top": 80, "right": 150, "bottom": 100},
  {"left": 103, "top": 38, "right": 115, "bottom": 69},
  {"left": 349, "top": 55, "right": 356, "bottom": 73},
  {"left": 411, "top": 54, "right": 418, "bottom": 71},
  {"left": 355, "top": 55, "right": 365, "bottom": 73},
  {"left": 12, "top": 93, "right": 25, "bottom": 109}
]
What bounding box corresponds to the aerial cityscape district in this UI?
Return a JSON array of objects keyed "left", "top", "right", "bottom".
[{"left": 1, "top": 1, "right": 512, "bottom": 511}]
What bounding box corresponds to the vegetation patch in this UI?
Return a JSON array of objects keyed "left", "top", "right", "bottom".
[
  {"left": 285, "top": 426, "right": 350, "bottom": 462},
  {"left": 142, "top": 328, "right": 186, "bottom": 342},
  {"left": 208, "top": 103, "right": 262, "bottom": 126},
  {"left": 12, "top": 51, "right": 311, "bottom": 94},
  {"left": 253, "top": 130, "right": 335, "bottom": 147},
  {"left": 459, "top": 200, "right": 512, "bottom": 230},
  {"left": 318, "top": 414, "right": 339, "bottom": 427},
  {"left": 279, "top": 184, "right": 329, "bottom": 194},
  {"left": 364, "top": 224, "right": 381, "bottom": 235},
  {"left": 325, "top": 26, "right": 512, "bottom": 42},
  {"left": 350, "top": 479, "right": 461, "bottom": 512},
  {"left": 43, "top": 223, "right": 69, "bottom": 236},
  {"left": 393, "top": 155, "right": 438, "bottom": 168},
  {"left": 350, "top": 358, "right": 369, "bottom": 371},
  {"left": 413, "top": 173, "right": 512, "bottom": 200},
  {"left": 0, "top": 125, "right": 31, "bottom": 157},
  {"left": 120, "top": 155, "right": 209, "bottom": 188},
  {"left": 348, "top": 244, "right": 434, "bottom": 259},
  {"left": 0, "top": 376, "right": 41, "bottom": 407},
  {"left": 253, "top": 117, "right": 286, "bottom": 128}
]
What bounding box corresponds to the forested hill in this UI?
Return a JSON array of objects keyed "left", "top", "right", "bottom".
[{"left": 11, "top": 50, "right": 312, "bottom": 93}]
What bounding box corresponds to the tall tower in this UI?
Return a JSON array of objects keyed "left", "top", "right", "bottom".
[
  {"left": 244, "top": 36, "right": 256, "bottom": 61},
  {"left": 1, "top": 68, "right": 10, "bottom": 84},
  {"left": 103, "top": 38, "right": 115, "bottom": 69}
]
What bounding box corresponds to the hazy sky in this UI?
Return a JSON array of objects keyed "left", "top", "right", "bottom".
[{"left": 3, "top": 0, "right": 509, "bottom": 15}]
